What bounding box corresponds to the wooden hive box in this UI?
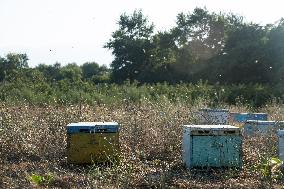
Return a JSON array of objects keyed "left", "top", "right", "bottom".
[
  {"left": 278, "top": 130, "right": 284, "bottom": 162},
  {"left": 182, "top": 125, "right": 242, "bottom": 168},
  {"left": 67, "top": 122, "right": 120, "bottom": 164},
  {"left": 243, "top": 120, "right": 284, "bottom": 135},
  {"left": 198, "top": 108, "right": 229, "bottom": 124},
  {"left": 229, "top": 112, "right": 268, "bottom": 123}
]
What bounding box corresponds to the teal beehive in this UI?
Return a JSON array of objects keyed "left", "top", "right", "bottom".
[
  {"left": 278, "top": 130, "right": 284, "bottom": 162},
  {"left": 229, "top": 112, "right": 268, "bottom": 123},
  {"left": 248, "top": 113, "right": 268, "bottom": 121},
  {"left": 182, "top": 125, "right": 242, "bottom": 168},
  {"left": 243, "top": 120, "right": 284, "bottom": 136}
]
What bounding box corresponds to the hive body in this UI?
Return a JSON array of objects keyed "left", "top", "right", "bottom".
[
  {"left": 182, "top": 125, "right": 242, "bottom": 168},
  {"left": 198, "top": 108, "right": 229, "bottom": 124},
  {"left": 67, "top": 122, "right": 119, "bottom": 164},
  {"left": 278, "top": 130, "right": 284, "bottom": 162},
  {"left": 230, "top": 113, "right": 268, "bottom": 123},
  {"left": 243, "top": 120, "right": 284, "bottom": 135}
]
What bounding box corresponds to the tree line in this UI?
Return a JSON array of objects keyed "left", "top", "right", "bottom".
[
  {"left": 106, "top": 8, "right": 284, "bottom": 86},
  {"left": 0, "top": 54, "right": 109, "bottom": 84},
  {"left": 0, "top": 8, "right": 284, "bottom": 106},
  {"left": 1, "top": 8, "right": 284, "bottom": 86}
]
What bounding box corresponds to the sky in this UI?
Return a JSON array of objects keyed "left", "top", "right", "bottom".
[{"left": 0, "top": 0, "right": 284, "bottom": 67}]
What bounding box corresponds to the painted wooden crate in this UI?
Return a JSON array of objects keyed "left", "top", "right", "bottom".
[
  {"left": 229, "top": 112, "right": 268, "bottom": 123},
  {"left": 182, "top": 125, "right": 242, "bottom": 168},
  {"left": 67, "top": 122, "right": 120, "bottom": 164},
  {"left": 198, "top": 108, "right": 229, "bottom": 124},
  {"left": 243, "top": 120, "right": 284, "bottom": 135},
  {"left": 278, "top": 130, "right": 284, "bottom": 162}
]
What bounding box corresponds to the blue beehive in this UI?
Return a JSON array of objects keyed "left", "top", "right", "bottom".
[
  {"left": 182, "top": 125, "right": 242, "bottom": 168},
  {"left": 229, "top": 113, "right": 249, "bottom": 123},
  {"left": 278, "top": 130, "right": 284, "bottom": 162},
  {"left": 230, "top": 112, "right": 268, "bottom": 123},
  {"left": 247, "top": 113, "right": 268, "bottom": 121},
  {"left": 243, "top": 120, "right": 284, "bottom": 135}
]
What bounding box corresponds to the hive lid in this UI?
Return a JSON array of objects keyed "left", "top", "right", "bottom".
[
  {"left": 67, "top": 122, "right": 119, "bottom": 134},
  {"left": 230, "top": 112, "right": 267, "bottom": 115},
  {"left": 199, "top": 108, "right": 229, "bottom": 112},
  {"left": 250, "top": 113, "right": 267, "bottom": 115},
  {"left": 245, "top": 120, "right": 275, "bottom": 124},
  {"left": 183, "top": 125, "right": 239, "bottom": 130},
  {"left": 230, "top": 112, "right": 248, "bottom": 115},
  {"left": 67, "top": 122, "right": 118, "bottom": 126}
]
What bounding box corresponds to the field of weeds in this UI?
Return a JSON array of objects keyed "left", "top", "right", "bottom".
[{"left": 1, "top": 100, "right": 284, "bottom": 188}]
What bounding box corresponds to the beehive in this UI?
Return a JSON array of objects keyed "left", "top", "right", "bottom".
[
  {"left": 229, "top": 112, "right": 246, "bottom": 123},
  {"left": 182, "top": 125, "right": 242, "bottom": 168},
  {"left": 248, "top": 113, "right": 268, "bottom": 121},
  {"left": 278, "top": 130, "right": 284, "bottom": 162},
  {"left": 198, "top": 108, "right": 229, "bottom": 124},
  {"left": 243, "top": 120, "right": 284, "bottom": 135},
  {"left": 67, "top": 122, "right": 119, "bottom": 164},
  {"left": 229, "top": 112, "right": 268, "bottom": 123}
]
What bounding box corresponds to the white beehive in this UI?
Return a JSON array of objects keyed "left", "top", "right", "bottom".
[
  {"left": 278, "top": 130, "right": 284, "bottom": 162},
  {"left": 198, "top": 108, "right": 229, "bottom": 124},
  {"left": 182, "top": 125, "right": 242, "bottom": 168}
]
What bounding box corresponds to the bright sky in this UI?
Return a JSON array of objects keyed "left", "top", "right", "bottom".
[{"left": 0, "top": 0, "right": 283, "bottom": 67}]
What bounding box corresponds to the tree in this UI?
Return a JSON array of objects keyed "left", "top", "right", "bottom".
[
  {"left": 105, "top": 10, "right": 154, "bottom": 82},
  {"left": 81, "top": 62, "right": 100, "bottom": 80},
  {"left": 6, "top": 53, "right": 29, "bottom": 69},
  {"left": 0, "top": 53, "right": 29, "bottom": 82},
  {"left": 266, "top": 19, "right": 284, "bottom": 84},
  {"left": 169, "top": 8, "right": 227, "bottom": 83},
  {"left": 143, "top": 31, "right": 178, "bottom": 83},
  {"left": 218, "top": 23, "right": 271, "bottom": 84},
  {"left": 173, "top": 8, "right": 226, "bottom": 60},
  {"left": 81, "top": 62, "right": 110, "bottom": 83},
  {"left": 36, "top": 62, "right": 62, "bottom": 82},
  {"left": 0, "top": 57, "right": 6, "bottom": 82},
  {"left": 60, "top": 63, "right": 82, "bottom": 83}
]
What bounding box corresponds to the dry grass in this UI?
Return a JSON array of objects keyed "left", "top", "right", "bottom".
[{"left": 0, "top": 101, "right": 283, "bottom": 188}]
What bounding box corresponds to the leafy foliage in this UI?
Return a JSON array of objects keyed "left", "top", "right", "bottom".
[
  {"left": 105, "top": 10, "right": 154, "bottom": 82},
  {"left": 104, "top": 8, "right": 284, "bottom": 86},
  {"left": 255, "top": 157, "right": 283, "bottom": 181},
  {"left": 29, "top": 173, "right": 55, "bottom": 186}
]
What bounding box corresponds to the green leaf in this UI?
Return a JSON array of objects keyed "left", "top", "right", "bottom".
[
  {"left": 270, "top": 157, "right": 282, "bottom": 165},
  {"left": 29, "top": 174, "right": 45, "bottom": 185}
]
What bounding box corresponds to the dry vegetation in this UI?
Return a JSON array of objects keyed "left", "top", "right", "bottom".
[{"left": 0, "top": 100, "right": 284, "bottom": 188}]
